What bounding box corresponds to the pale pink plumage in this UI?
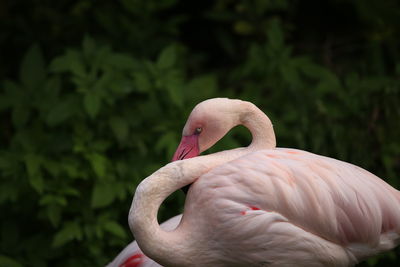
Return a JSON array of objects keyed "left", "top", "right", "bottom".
[{"left": 128, "top": 98, "right": 400, "bottom": 266}]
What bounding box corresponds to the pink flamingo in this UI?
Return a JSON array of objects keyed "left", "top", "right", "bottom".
[
  {"left": 128, "top": 98, "right": 400, "bottom": 266},
  {"left": 106, "top": 215, "right": 181, "bottom": 267}
]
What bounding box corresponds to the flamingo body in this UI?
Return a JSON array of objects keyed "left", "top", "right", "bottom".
[
  {"left": 128, "top": 98, "right": 400, "bottom": 266},
  {"left": 182, "top": 148, "right": 400, "bottom": 266}
]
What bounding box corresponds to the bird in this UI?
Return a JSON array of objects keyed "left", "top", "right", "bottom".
[
  {"left": 107, "top": 215, "right": 182, "bottom": 267},
  {"left": 128, "top": 98, "right": 400, "bottom": 266}
]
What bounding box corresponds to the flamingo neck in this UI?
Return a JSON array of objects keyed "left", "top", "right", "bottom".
[
  {"left": 239, "top": 102, "right": 276, "bottom": 150},
  {"left": 129, "top": 100, "right": 275, "bottom": 265},
  {"left": 128, "top": 150, "right": 249, "bottom": 266}
]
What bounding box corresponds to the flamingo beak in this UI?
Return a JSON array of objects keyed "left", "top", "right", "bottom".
[{"left": 172, "top": 134, "right": 200, "bottom": 162}]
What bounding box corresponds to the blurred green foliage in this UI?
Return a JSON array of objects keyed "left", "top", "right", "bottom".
[{"left": 0, "top": 0, "right": 399, "bottom": 266}]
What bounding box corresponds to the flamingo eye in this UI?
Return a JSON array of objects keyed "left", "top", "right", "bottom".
[{"left": 195, "top": 127, "right": 202, "bottom": 134}]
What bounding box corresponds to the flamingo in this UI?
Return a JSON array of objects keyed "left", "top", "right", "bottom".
[
  {"left": 128, "top": 98, "right": 400, "bottom": 266},
  {"left": 107, "top": 215, "right": 182, "bottom": 267}
]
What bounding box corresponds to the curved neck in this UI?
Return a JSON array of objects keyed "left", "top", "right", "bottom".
[
  {"left": 128, "top": 149, "right": 249, "bottom": 266},
  {"left": 129, "top": 100, "right": 276, "bottom": 266},
  {"left": 239, "top": 101, "right": 276, "bottom": 150}
]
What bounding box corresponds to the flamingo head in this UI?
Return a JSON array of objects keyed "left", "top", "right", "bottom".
[{"left": 172, "top": 98, "right": 241, "bottom": 161}]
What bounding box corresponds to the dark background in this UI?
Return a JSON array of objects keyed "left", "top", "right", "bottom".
[{"left": 0, "top": 0, "right": 399, "bottom": 266}]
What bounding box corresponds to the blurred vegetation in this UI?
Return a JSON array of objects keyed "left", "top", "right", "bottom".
[{"left": 0, "top": 0, "right": 399, "bottom": 266}]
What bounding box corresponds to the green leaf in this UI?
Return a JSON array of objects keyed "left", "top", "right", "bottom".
[
  {"left": 46, "top": 95, "right": 78, "bottom": 126},
  {"left": 24, "top": 154, "right": 44, "bottom": 193},
  {"left": 52, "top": 221, "right": 82, "bottom": 247},
  {"left": 39, "top": 194, "right": 67, "bottom": 206},
  {"left": 84, "top": 92, "right": 101, "bottom": 118},
  {"left": 39, "top": 195, "right": 54, "bottom": 206},
  {"left": 50, "top": 50, "right": 86, "bottom": 77},
  {"left": 109, "top": 117, "right": 129, "bottom": 142},
  {"left": 155, "top": 131, "right": 178, "bottom": 158},
  {"left": 91, "top": 182, "right": 115, "bottom": 208},
  {"left": 31, "top": 175, "right": 44, "bottom": 194},
  {"left": 298, "top": 61, "right": 336, "bottom": 82},
  {"left": 92, "top": 140, "right": 112, "bottom": 152},
  {"left": 145, "top": 60, "right": 158, "bottom": 76},
  {"left": 20, "top": 44, "right": 46, "bottom": 90},
  {"left": 62, "top": 187, "right": 80, "bottom": 197},
  {"left": 267, "top": 19, "right": 284, "bottom": 49},
  {"left": 66, "top": 50, "right": 86, "bottom": 77},
  {"left": 133, "top": 72, "right": 151, "bottom": 92},
  {"left": 42, "top": 159, "right": 61, "bottom": 177},
  {"left": 165, "top": 70, "right": 184, "bottom": 107},
  {"left": 47, "top": 204, "right": 62, "bottom": 227},
  {"left": 49, "top": 56, "right": 68, "bottom": 73},
  {"left": 107, "top": 53, "right": 138, "bottom": 69},
  {"left": 0, "top": 255, "right": 23, "bottom": 267},
  {"left": 157, "top": 45, "right": 176, "bottom": 70},
  {"left": 279, "top": 61, "right": 301, "bottom": 86},
  {"left": 87, "top": 153, "right": 107, "bottom": 178},
  {"left": 186, "top": 75, "right": 217, "bottom": 99},
  {"left": 0, "top": 81, "right": 20, "bottom": 111},
  {"left": 103, "top": 221, "right": 126, "bottom": 238},
  {"left": 62, "top": 160, "right": 80, "bottom": 178},
  {"left": 43, "top": 76, "right": 61, "bottom": 100},
  {"left": 109, "top": 79, "right": 134, "bottom": 95}
]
